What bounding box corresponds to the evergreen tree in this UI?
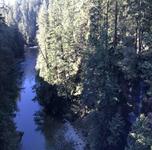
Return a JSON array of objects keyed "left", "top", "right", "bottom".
[
  {"left": 0, "top": 12, "right": 24, "bottom": 150},
  {"left": 11, "top": 0, "right": 42, "bottom": 43},
  {"left": 35, "top": 0, "right": 152, "bottom": 149},
  {"left": 125, "top": 114, "right": 152, "bottom": 150}
]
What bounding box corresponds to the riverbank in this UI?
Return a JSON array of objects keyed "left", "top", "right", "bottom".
[{"left": 15, "top": 47, "right": 87, "bottom": 150}]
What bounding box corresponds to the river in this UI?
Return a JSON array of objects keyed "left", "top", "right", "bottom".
[{"left": 15, "top": 47, "right": 85, "bottom": 150}]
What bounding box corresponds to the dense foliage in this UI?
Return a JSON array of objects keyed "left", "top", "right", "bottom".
[
  {"left": 125, "top": 113, "right": 152, "bottom": 150},
  {"left": 6, "top": 0, "right": 42, "bottom": 44},
  {"left": 1, "top": 0, "right": 152, "bottom": 149},
  {"left": 35, "top": 0, "right": 152, "bottom": 149},
  {"left": 0, "top": 13, "right": 24, "bottom": 150}
]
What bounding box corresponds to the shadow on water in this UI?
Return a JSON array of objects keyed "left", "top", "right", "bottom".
[
  {"left": 34, "top": 110, "right": 85, "bottom": 150},
  {"left": 34, "top": 111, "right": 75, "bottom": 150},
  {"left": 15, "top": 47, "right": 85, "bottom": 150},
  {"left": 34, "top": 77, "right": 86, "bottom": 150},
  {"left": 34, "top": 76, "right": 71, "bottom": 119}
]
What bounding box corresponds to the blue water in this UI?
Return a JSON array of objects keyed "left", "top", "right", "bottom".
[
  {"left": 15, "top": 47, "right": 85, "bottom": 150},
  {"left": 15, "top": 47, "right": 46, "bottom": 150}
]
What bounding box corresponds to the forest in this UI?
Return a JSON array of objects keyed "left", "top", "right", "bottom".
[{"left": 0, "top": 0, "right": 152, "bottom": 150}]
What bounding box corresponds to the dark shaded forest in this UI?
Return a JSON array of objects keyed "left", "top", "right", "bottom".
[
  {"left": 0, "top": 0, "right": 152, "bottom": 150},
  {"left": 0, "top": 13, "right": 24, "bottom": 150}
]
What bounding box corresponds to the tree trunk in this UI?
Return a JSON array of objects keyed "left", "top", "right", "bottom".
[
  {"left": 114, "top": 0, "right": 118, "bottom": 48},
  {"left": 105, "top": 0, "right": 109, "bottom": 50}
]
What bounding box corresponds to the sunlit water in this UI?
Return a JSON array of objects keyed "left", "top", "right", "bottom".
[{"left": 15, "top": 47, "right": 85, "bottom": 150}]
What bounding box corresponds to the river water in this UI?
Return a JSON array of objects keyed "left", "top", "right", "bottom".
[{"left": 15, "top": 47, "right": 85, "bottom": 150}]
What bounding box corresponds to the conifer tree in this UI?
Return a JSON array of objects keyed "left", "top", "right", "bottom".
[{"left": 125, "top": 114, "right": 152, "bottom": 150}]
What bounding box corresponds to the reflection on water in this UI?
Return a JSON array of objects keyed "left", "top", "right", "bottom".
[
  {"left": 35, "top": 110, "right": 85, "bottom": 150},
  {"left": 15, "top": 47, "right": 85, "bottom": 150},
  {"left": 34, "top": 111, "right": 67, "bottom": 150},
  {"left": 15, "top": 47, "right": 46, "bottom": 150}
]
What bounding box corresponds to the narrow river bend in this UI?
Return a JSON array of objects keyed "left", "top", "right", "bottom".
[{"left": 15, "top": 47, "right": 85, "bottom": 150}]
